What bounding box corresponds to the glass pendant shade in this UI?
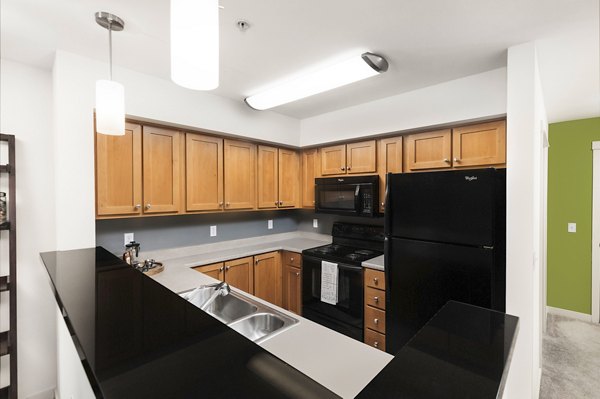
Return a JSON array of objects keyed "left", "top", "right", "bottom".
[
  {"left": 171, "top": 0, "right": 219, "bottom": 90},
  {"left": 95, "top": 79, "right": 125, "bottom": 135}
]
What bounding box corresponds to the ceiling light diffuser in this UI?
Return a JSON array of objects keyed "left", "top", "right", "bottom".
[
  {"left": 94, "top": 12, "right": 126, "bottom": 136},
  {"left": 171, "top": 0, "right": 219, "bottom": 90},
  {"left": 245, "top": 52, "right": 388, "bottom": 111}
]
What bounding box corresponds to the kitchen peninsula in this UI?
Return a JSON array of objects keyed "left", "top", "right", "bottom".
[{"left": 41, "top": 242, "right": 518, "bottom": 399}]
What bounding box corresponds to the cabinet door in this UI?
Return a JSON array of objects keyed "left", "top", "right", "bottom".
[
  {"left": 301, "top": 149, "right": 320, "bottom": 208},
  {"left": 283, "top": 265, "right": 302, "bottom": 315},
  {"left": 193, "top": 262, "right": 224, "bottom": 281},
  {"left": 377, "top": 137, "right": 403, "bottom": 212},
  {"left": 257, "top": 145, "right": 278, "bottom": 209},
  {"left": 186, "top": 133, "right": 223, "bottom": 211},
  {"left": 224, "top": 139, "right": 256, "bottom": 210},
  {"left": 96, "top": 123, "right": 142, "bottom": 217},
  {"left": 253, "top": 252, "right": 282, "bottom": 307},
  {"left": 142, "top": 126, "right": 181, "bottom": 213},
  {"left": 320, "top": 144, "right": 346, "bottom": 175},
  {"left": 405, "top": 129, "right": 452, "bottom": 171},
  {"left": 224, "top": 257, "right": 254, "bottom": 294},
  {"left": 452, "top": 120, "right": 506, "bottom": 168},
  {"left": 278, "top": 149, "right": 300, "bottom": 208},
  {"left": 346, "top": 140, "right": 376, "bottom": 174}
]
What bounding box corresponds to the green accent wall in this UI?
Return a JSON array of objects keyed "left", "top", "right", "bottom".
[{"left": 547, "top": 117, "right": 600, "bottom": 314}]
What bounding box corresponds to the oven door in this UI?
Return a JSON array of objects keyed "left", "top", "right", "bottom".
[{"left": 301, "top": 255, "right": 364, "bottom": 341}]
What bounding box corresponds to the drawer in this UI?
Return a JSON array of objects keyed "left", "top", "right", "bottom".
[
  {"left": 365, "top": 268, "right": 385, "bottom": 289},
  {"left": 282, "top": 251, "right": 301, "bottom": 268},
  {"left": 364, "top": 328, "right": 386, "bottom": 351},
  {"left": 365, "top": 286, "right": 386, "bottom": 310},
  {"left": 365, "top": 305, "right": 386, "bottom": 334}
]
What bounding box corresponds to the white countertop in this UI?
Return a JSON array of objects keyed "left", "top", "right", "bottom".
[
  {"left": 362, "top": 254, "right": 384, "bottom": 271},
  {"left": 148, "top": 232, "right": 393, "bottom": 398}
]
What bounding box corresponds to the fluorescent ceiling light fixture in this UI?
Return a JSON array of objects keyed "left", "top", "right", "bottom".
[
  {"left": 245, "top": 52, "right": 388, "bottom": 111},
  {"left": 171, "top": 0, "right": 219, "bottom": 90},
  {"left": 95, "top": 12, "right": 126, "bottom": 136}
]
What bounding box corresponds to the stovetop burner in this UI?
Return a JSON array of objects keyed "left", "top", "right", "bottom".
[{"left": 303, "top": 243, "right": 383, "bottom": 265}]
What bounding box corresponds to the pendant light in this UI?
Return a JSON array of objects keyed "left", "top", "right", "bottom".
[
  {"left": 170, "top": 0, "right": 219, "bottom": 90},
  {"left": 245, "top": 52, "right": 389, "bottom": 111},
  {"left": 95, "top": 12, "right": 126, "bottom": 136}
]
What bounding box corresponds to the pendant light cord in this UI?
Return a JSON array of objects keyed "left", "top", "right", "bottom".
[{"left": 108, "top": 20, "right": 113, "bottom": 80}]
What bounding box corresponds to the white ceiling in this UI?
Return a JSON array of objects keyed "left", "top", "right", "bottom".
[{"left": 1, "top": 0, "right": 598, "bottom": 120}]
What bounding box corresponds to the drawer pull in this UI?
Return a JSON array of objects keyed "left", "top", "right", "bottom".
[
  {"left": 374, "top": 318, "right": 379, "bottom": 324},
  {"left": 290, "top": 257, "right": 294, "bottom": 262},
  {"left": 374, "top": 341, "right": 379, "bottom": 348},
  {"left": 295, "top": 272, "right": 300, "bottom": 277},
  {"left": 373, "top": 277, "right": 378, "bottom": 284},
  {"left": 373, "top": 296, "right": 379, "bottom": 303}
]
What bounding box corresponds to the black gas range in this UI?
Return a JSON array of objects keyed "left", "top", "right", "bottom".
[{"left": 302, "top": 223, "right": 384, "bottom": 341}]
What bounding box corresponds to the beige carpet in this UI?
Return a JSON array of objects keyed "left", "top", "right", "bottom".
[{"left": 540, "top": 313, "right": 600, "bottom": 398}]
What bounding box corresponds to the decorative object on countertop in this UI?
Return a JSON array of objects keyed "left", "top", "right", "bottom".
[
  {"left": 0, "top": 192, "right": 6, "bottom": 224},
  {"left": 137, "top": 259, "right": 164, "bottom": 276},
  {"left": 122, "top": 240, "right": 140, "bottom": 265}
]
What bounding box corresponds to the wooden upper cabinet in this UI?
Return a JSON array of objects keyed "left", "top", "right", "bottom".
[
  {"left": 193, "top": 262, "right": 224, "bottom": 281},
  {"left": 405, "top": 129, "right": 452, "bottom": 171},
  {"left": 452, "top": 120, "right": 506, "bottom": 168},
  {"left": 278, "top": 149, "right": 300, "bottom": 208},
  {"left": 257, "top": 145, "right": 279, "bottom": 209},
  {"left": 224, "top": 139, "right": 256, "bottom": 210},
  {"left": 347, "top": 140, "right": 376, "bottom": 174},
  {"left": 320, "top": 144, "right": 346, "bottom": 175},
  {"left": 96, "top": 123, "right": 142, "bottom": 217},
  {"left": 142, "top": 126, "right": 181, "bottom": 213},
  {"left": 253, "top": 251, "right": 282, "bottom": 307},
  {"left": 224, "top": 257, "right": 254, "bottom": 295},
  {"left": 301, "top": 149, "right": 320, "bottom": 208},
  {"left": 186, "top": 133, "right": 223, "bottom": 212},
  {"left": 377, "top": 136, "right": 403, "bottom": 212}
]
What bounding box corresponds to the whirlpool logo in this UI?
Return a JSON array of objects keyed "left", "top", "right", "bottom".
[{"left": 465, "top": 176, "right": 478, "bottom": 181}]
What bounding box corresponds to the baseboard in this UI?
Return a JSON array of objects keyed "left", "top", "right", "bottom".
[
  {"left": 25, "top": 387, "right": 56, "bottom": 399},
  {"left": 546, "top": 306, "right": 592, "bottom": 322}
]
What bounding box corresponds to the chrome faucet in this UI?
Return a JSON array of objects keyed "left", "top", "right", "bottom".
[{"left": 200, "top": 282, "right": 231, "bottom": 311}]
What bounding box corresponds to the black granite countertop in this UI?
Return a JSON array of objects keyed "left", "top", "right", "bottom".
[{"left": 41, "top": 247, "right": 518, "bottom": 399}]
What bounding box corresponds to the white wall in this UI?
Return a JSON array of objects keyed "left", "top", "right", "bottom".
[
  {"left": 0, "top": 59, "right": 57, "bottom": 398},
  {"left": 51, "top": 50, "right": 301, "bottom": 250},
  {"left": 299, "top": 68, "right": 507, "bottom": 146},
  {"left": 502, "top": 41, "right": 546, "bottom": 398}
]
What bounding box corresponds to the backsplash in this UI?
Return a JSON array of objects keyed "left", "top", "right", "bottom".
[{"left": 295, "top": 209, "right": 384, "bottom": 235}]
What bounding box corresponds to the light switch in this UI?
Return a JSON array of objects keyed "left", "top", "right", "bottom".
[
  {"left": 268, "top": 219, "right": 273, "bottom": 229},
  {"left": 210, "top": 225, "right": 217, "bottom": 237},
  {"left": 568, "top": 223, "right": 576, "bottom": 233},
  {"left": 313, "top": 219, "right": 319, "bottom": 228}
]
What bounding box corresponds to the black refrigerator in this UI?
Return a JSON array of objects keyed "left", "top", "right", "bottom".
[{"left": 384, "top": 168, "right": 506, "bottom": 354}]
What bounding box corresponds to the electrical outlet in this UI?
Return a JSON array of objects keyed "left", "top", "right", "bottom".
[
  {"left": 210, "top": 225, "right": 217, "bottom": 237},
  {"left": 313, "top": 219, "right": 318, "bottom": 228},
  {"left": 268, "top": 220, "right": 273, "bottom": 229},
  {"left": 124, "top": 232, "right": 134, "bottom": 246},
  {"left": 568, "top": 223, "right": 576, "bottom": 233}
]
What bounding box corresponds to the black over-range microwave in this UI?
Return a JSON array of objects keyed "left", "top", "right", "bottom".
[{"left": 315, "top": 175, "right": 380, "bottom": 217}]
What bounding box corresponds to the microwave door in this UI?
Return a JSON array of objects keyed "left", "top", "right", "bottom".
[{"left": 318, "top": 184, "right": 357, "bottom": 213}]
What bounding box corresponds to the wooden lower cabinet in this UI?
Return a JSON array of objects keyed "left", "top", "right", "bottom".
[
  {"left": 224, "top": 257, "right": 254, "bottom": 294},
  {"left": 364, "top": 268, "right": 386, "bottom": 351},
  {"left": 282, "top": 251, "right": 302, "bottom": 315},
  {"left": 253, "top": 251, "right": 282, "bottom": 307},
  {"left": 193, "top": 262, "right": 224, "bottom": 281}
]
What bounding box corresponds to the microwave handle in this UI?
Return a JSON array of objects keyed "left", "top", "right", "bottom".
[{"left": 354, "top": 185, "right": 361, "bottom": 212}]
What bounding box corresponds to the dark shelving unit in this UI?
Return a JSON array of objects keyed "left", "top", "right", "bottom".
[{"left": 0, "top": 134, "right": 17, "bottom": 399}]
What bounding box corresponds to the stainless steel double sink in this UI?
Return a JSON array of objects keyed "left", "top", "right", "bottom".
[{"left": 180, "top": 285, "right": 298, "bottom": 343}]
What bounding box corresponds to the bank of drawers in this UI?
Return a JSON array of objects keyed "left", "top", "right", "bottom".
[{"left": 364, "top": 268, "right": 386, "bottom": 351}]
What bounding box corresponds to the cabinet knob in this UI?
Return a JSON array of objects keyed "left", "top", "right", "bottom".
[
  {"left": 444, "top": 158, "right": 450, "bottom": 163},
  {"left": 279, "top": 201, "right": 283, "bottom": 206},
  {"left": 373, "top": 277, "right": 378, "bottom": 284},
  {"left": 374, "top": 318, "right": 379, "bottom": 324},
  {"left": 134, "top": 204, "right": 141, "bottom": 210},
  {"left": 295, "top": 272, "right": 300, "bottom": 276},
  {"left": 453, "top": 157, "right": 460, "bottom": 163},
  {"left": 225, "top": 266, "right": 230, "bottom": 270},
  {"left": 145, "top": 204, "right": 151, "bottom": 210},
  {"left": 347, "top": 166, "right": 351, "bottom": 171},
  {"left": 341, "top": 166, "right": 346, "bottom": 171},
  {"left": 219, "top": 201, "right": 224, "bottom": 207},
  {"left": 255, "top": 259, "right": 259, "bottom": 265},
  {"left": 219, "top": 267, "right": 224, "bottom": 272},
  {"left": 373, "top": 296, "right": 379, "bottom": 303},
  {"left": 275, "top": 201, "right": 279, "bottom": 206},
  {"left": 226, "top": 202, "right": 230, "bottom": 207},
  {"left": 381, "top": 202, "right": 385, "bottom": 207},
  {"left": 374, "top": 341, "right": 379, "bottom": 348}
]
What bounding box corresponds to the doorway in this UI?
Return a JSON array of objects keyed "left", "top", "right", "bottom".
[{"left": 592, "top": 141, "right": 600, "bottom": 324}]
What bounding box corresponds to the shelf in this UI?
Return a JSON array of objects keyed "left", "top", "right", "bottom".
[
  {"left": 0, "top": 222, "right": 9, "bottom": 231},
  {"left": 0, "top": 165, "right": 9, "bottom": 173},
  {"left": 0, "top": 331, "right": 8, "bottom": 356},
  {"left": 0, "top": 276, "right": 8, "bottom": 292}
]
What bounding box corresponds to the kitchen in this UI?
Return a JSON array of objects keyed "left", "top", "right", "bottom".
[{"left": 1, "top": 0, "right": 599, "bottom": 398}]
